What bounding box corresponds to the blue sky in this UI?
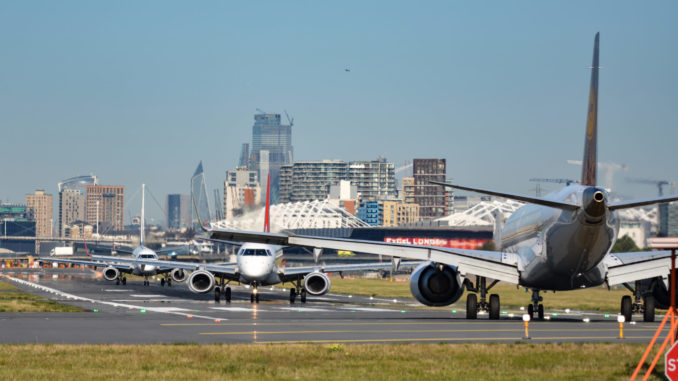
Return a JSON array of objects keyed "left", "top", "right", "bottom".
[{"left": 1, "top": 1, "right": 676, "bottom": 222}]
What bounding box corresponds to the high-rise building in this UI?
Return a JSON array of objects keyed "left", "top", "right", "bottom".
[
  {"left": 402, "top": 177, "right": 415, "bottom": 204},
  {"left": 238, "top": 143, "right": 250, "bottom": 168},
  {"left": 279, "top": 159, "right": 396, "bottom": 203},
  {"left": 57, "top": 175, "right": 97, "bottom": 237},
  {"left": 358, "top": 200, "right": 383, "bottom": 226},
  {"left": 26, "top": 190, "right": 53, "bottom": 237},
  {"left": 413, "top": 158, "right": 449, "bottom": 219},
  {"left": 166, "top": 194, "right": 191, "bottom": 230},
  {"left": 223, "top": 167, "right": 261, "bottom": 219},
  {"left": 250, "top": 113, "right": 293, "bottom": 203},
  {"left": 667, "top": 202, "right": 678, "bottom": 237},
  {"left": 85, "top": 185, "right": 125, "bottom": 232},
  {"left": 382, "top": 200, "right": 420, "bottom": 227}
]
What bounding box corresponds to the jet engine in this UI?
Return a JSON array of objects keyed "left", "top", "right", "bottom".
[
  {"left": 102, "top": 266, "right": 119, "bottom": 281},
  {"left": 187, "top": 270, "right": 215, "bottom": 294},
  {"left": 409, "top": 262, "right": 464, "bottom": 306},
  {"left": 303, "top": 272, "right": 331, "bottom": 296},
  {"left": 170, "top": 268, "right": 187, "bottom": 283}
]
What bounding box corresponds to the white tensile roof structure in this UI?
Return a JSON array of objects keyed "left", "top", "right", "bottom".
[
  {"left": 436, "top": 199, "right": 525, "bottom": 227},
  {"left": 210, "top": 200, "right": 368, "bottom": 232}
]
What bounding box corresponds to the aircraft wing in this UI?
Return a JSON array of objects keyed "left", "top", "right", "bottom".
[
  {"left": 40, "top": 257, "right": 133, "bottom": 272},
  {"left": 88, "top": 255, "right": 238, "bottom": 275},
  {"left": 605, "top": 251, "right": 673, "bottom": 286},
  {"left": 207, "top": 228, "right": 520, "bottom": 284},
  {"left": 280, "top": 261, "right": 422, "bottom": 280}
]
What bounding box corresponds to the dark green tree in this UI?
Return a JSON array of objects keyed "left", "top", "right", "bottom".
[
  {"left": 480, "top": 240, "right": 496, "bottom": 251},
  {"left": 611, "top": 234, "right": 641, "bottom": 253}
]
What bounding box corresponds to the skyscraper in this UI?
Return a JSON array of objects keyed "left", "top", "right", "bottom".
[
  {"left": 250, "top": 113, "right": 293, "bottom": 203},
  {"left": 413, "top": 158, "right": 449, "bottom": 219},
  {"left": 85, "top": 185, "right": 125, "bottom": 232},
  {"left": 25, "top": 190, "right": 53, "bottom": 237},
  {"left": 166, "top": 194, "right": 191, "bottom": 230},
  {"left": 57, "top": 175, "right": 97, "bottom": 237}
]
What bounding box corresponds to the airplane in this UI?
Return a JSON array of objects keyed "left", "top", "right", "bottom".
[
  {"left": 197, "top": 33, "right": 678, "bottom": 321},
  {"left": 67, "top": 173, "right": 419, "bottom": 304},
  {"left": 42, "top": 184, "right": 193, "bottom": 287}
]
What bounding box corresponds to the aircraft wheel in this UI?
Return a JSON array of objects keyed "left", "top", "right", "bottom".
[
  {"left": 250, "top": 293, "right": 255, "bottom": 303},
  {"left": 289, "top": 288, "right": 296, "bottom": 304},
  {"left": 466, "top": 294, "right": 478, "bottom": 319},
  {"left": 300, "top": 289, "right": 307, "bottom": 304},
  {"left": 255, "top": 292, "right": 260, "bottom": 303},
  {"left": 116, "top": 279, "right": 120, "bottom": 285},
  {"left": 167, "top": 279, "right": 172, "bottom": 287},
  {"left": 621, "top": 295, "right": 632, "bottom": 322},
  {"left": 225, "top": 287, "right": 231, "bottom": 303},
  {"left": 537, "top": 304, "right": 544, "bottom": 320},
  {"left": 122, "top": 277, "right": 126, "bottom": 285},
  {"left": 161, "top": 278, "right": 165, "bottom": 287},
  {"left": 489, "top": 294, "right": 500, "bottom": 320},
  {"left": 214, "top": 287, "right": 221, "bottom": 303},
  {"left": 527, "top": 304, "right": 534, "bottom": 319},
  {"left": 644, "top": 295, "right": 655, "bottom": 322}
]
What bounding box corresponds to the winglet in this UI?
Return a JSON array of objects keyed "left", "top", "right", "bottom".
[
  {"left": 264, "top": 173, "right": 271, "bottom": 233},
  {"left": 581, "top": 32, "right": 600, "bottom": 186}
]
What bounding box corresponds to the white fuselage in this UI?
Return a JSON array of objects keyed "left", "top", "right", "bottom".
[
  {"left": 235, "top": 242, "right": 283, "bottom": 285},
  {"left": 130, "top": 246, "right": 159, "bottom": 275}
]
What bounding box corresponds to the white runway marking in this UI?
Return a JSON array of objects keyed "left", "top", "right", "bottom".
[
  {"left": 149, "top": 307, "right": 191, "bottom": 312},
  {"left": 104, "top": 289, "right": 130, "bottom": 292},
  {"left": 210, "top": 307, "right": 265, "bottom": 312},
  {"left": 339, "top": 306, "right": 399, "bottom": 312},
  {"left": 276, "top": 307, "right": 332, "bottom": 312},
  {"left": 130, "top": 294, "right": 166, "bottom": 298}
]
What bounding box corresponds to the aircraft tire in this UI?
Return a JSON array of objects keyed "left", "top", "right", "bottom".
[
  {"left": 122, "top": 277, "right": 126, "bottom": 285},
  {"left": 489, "top": 294, "right": 500, "bottom": 320},
  {"left": 250, "top": 293, "right": 254, "bottom": 303},
  {"left": 300, "top": 289, "right": 307, "bottom": 304},
  {"left": 466, "top": 294, "right": 478, "bottom": 319},
  {"left": 537, "top": 304, "right": 544, "bottom": 320},
  {"left": 527, "top": 304, "right": 534, "bottom": 319},
  {"left": 161, "top": 278, "right": 165, "bottom": 287},
  {"left": 644, "top": 295, "right": 655, "bottom": 322},
  {"left": 214, "top": 287, "right": 221, "bottom": 303},
  {"left": 225, "top": 287, "right": 231, "bottom": 302},
  {"left": 289, "top": 288, "right": 296, "bottom": 304},
  {"left": 255, "top": 293, "right": 260, "bottom": 303},
  {"left": 167, "top": 279, "right": 171, "bottom": 287},
  {"left": 116, "top": 279, "right": 120, "bottom": 286},
  {"left": 621, "top": 295, "right": 632, "bottom": 322}
]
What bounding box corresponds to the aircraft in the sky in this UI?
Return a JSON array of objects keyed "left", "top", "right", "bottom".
[
  {"left": 42, "top": 184, "right": 192, "bottom": 287},
  {"left": 198, "top": 33, "right": 678, "bottom": 321}
]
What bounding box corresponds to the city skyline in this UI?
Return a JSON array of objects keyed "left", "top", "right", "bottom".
[{"left": 1, "top": 1, "right": 677, "bottom": 222}]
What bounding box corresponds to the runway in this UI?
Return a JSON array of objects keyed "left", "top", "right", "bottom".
[{"left": 0, "top": 268, "right": 667, "bottom": 344}]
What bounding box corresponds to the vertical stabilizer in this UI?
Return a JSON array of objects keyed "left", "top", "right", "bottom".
[
  {"left": 140, "top": 183, "right": 145, "bottom": 247},
  {"left": 264, "top": 173, "right": 271, "bottom": 233},
  {"left": 581, "top": 32, "right": 600, "bottom": 186}
]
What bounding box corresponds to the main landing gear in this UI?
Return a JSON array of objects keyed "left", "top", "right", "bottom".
[
  {"left": 214, "top": 278, "right": 231, "bottom": 303},
  {"left": 288, "top": 277, "right": 307, "bottom": 304},
  {"left": 115, "top": 276, "right": 127, "bottom": 285},
  {"left": 464, "top": 276, "right": 501, "bottom": 320},
  {"left": 160, "top": 276, "right": 172, "bottom": 287},
  {"left": 526, "top": 289, "right": 545, "bottom": 320},
  {"left": 621, "top": 281, "right": 655, "bottom": 322},
  {"left": 143, "top": 276, "right": 151, "bottom": 286}
]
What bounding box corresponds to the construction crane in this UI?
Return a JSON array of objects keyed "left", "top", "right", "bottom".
[
  {"left": 626, "top": 178, "right": 670, "bottom": 196},
  {"left": 626, "top": 178, "right": 673, "bottom": 237},
  {"left": 528, "top": 178, "right": 578, "bottom": 197},
  {"left": 284, "top": 110, "right": 294, "bottom": 127},
  {"left": 255, "top": 108, "right": 267, "bottom": 115},
  {"left": 566, "top": 160, "right": 628, "bottom": 190}
]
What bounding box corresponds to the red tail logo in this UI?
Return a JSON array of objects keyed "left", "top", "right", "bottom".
[{"left": 264, "top": 173, "right": 271, "bottom": 233}]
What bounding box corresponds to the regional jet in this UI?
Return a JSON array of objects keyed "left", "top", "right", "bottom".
[
  {"left": 198, "top": 33, "right": 678, "bottom": 321},
  {"left": 42, "top": 184, "right": 193, "bottom": 287}
]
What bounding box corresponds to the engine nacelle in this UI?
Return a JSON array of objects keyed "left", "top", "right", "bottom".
[
  {"left": 303, "top": 272, "right": 331, "bottom": 296},
  {"left": 187, "top": 270, "right": 215, "bottom": 294},
  {"left": 170, "top": 268, "right": 187, "bottom": 283},
  {"left": 409, "top": 262, "right": 464, "bottom": 306},
  {"left": 103, "top": 266, "right": 119, "bottom": 281}
]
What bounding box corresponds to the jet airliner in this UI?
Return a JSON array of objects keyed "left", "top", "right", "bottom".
[{"left": 197, "top": 33, "right": 678, "bottom": 321}]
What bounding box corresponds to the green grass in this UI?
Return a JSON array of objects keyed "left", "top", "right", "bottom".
[
  {"left": 329, "top": 278, "right": 632, "bottom": 312},
  {"left": 0, "top": 343, "right": 664, "bottom": 380},
  {"left": 0, "top": 279, "right": 82, "bottom": 312}
]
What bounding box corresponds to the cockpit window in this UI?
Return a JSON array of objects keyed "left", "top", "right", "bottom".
[
  {"left": 241, "top": 249, "right": 271, "bottom": 256},
  {"left": 139, "top": 254, "right": 156, "bottom": 259}
]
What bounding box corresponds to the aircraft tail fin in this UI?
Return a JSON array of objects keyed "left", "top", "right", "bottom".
[
  {"left": 581, "top": 32, "right": 600, "bottom": 186},
  {"left": 140, "top": 183, "right": 145, "bottom": 247},
  {"left": 191, "top": 161, "right": 212, "bottom": 232},
  {"left": 264, "top": 173, "right": 271, "bottom": 233}
]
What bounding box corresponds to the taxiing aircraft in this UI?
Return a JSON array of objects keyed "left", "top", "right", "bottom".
[
  {"left": 198, "top": 33, "right": 678, "bottom": 321},
  {"left": 42, "top": 184, "right": 192, "bottom": 287}
]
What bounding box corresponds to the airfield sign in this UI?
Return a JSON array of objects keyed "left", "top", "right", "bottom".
[{"left": 666, "top": 341, "right": 678, "bottom": 381}]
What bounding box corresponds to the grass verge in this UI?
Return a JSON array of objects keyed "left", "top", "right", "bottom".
[
  {"left": 328, "top": 277, "right": 631, "bottom": 312},
  {"left": 0, "top": 343, "right": 663, "bottom": 380},
  {"left": 0, "top": 280, "right": 82, "bottom": 312}
]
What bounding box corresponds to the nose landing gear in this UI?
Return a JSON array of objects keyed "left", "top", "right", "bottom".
[{"left": 526, "top": 289, "right": 544, "bottom": 320}]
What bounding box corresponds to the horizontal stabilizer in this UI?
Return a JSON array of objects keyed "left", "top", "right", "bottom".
[
  {"left": 609, "top": 194, "right": 678, "bottom": 211},
  {"left": 430, "top": 181, "right": 580, "bottom": 211}
]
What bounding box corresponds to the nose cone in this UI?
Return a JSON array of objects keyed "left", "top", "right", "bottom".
[
  {"left": 583, "top": 187, "right": 606, "bottom": 220},
  {"left": 240, "top": 257, "right": 272, "bottom": 281},
  {"left": 142, "top": 265, "right": 157, "bottom": 273}
]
